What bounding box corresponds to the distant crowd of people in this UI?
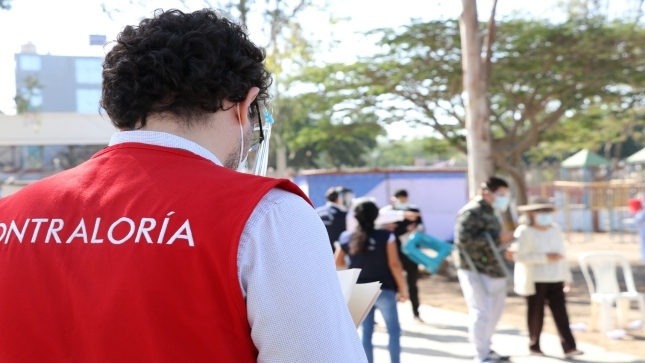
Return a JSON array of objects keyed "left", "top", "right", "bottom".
[{"left": 324, "top": 176, "right": 584, "bottom": 363}]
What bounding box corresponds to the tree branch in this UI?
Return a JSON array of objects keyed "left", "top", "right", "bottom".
[
  {"left": 418, "top": 105, "right": 468, "bottom": 153},
  {"left": 481, "top": 0, "right": 498, "bottom": 86},
  {"left": 490, "top": 109, "right": 509, "bottom": 134},
  {"left": 512, "top": 104, "right": 567, "bottom": 154},
  {"left": 290, "top": 0, "right": 309, "bottom": 17},
  {"left": 437, "top": 104, "right": 466, "bottom": 129}
]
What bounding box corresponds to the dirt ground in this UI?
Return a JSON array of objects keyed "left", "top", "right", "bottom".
[{"left": 417, "top": 233, "right": 645, "bottom": 358}]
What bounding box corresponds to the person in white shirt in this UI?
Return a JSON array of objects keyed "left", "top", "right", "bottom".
[
  {"left": 100, "top": 8, "right": 366, "bottom": 362},
  {"left": 511, "top": 196, "right": 583, "bottom": 359}
]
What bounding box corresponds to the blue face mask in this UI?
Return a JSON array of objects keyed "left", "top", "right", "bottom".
[
  {"left": 492, "top": 195, "right": 510, "bottom": 211},
  {"left": 535, "top": 213, "right": 553, "bottom": 226}
]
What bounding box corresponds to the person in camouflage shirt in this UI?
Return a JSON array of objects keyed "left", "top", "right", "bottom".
[
  {"left": 455, "top": 176, "right": 514, "bottom": 363},
  {"left": 455, "top": 196, "right": 506, "bottom": 278}
]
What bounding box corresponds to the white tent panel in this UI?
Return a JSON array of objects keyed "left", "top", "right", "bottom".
[{"left": 0, "top": 113, "right": 116, "bottom": 146}]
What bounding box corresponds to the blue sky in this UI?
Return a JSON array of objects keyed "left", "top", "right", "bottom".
[{"left": 0, "top": 0, "right": 605, "bottom": 138}]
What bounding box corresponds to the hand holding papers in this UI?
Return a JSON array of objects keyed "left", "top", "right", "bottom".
[{"left": 337, "top": 269, "right": 382, "bottom": 328}]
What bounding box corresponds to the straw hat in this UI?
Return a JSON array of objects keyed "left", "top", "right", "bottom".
[{"left": 517, "top": 196, "right": 557, "bottom": 213}]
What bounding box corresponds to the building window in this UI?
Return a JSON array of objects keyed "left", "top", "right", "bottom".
[
  {"left": 30, "top": 88, "right": 43, "bottom": 109},
  {"left": 76, "top": 88, "right": 102, "bottom": 114},
  {"left": 75, "top": 58, "right": 102, "bottom": 84},
  {"left": 19, "top": 55, "right": 41, "bottom": 71}
]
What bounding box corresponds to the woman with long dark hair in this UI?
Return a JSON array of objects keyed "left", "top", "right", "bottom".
[{"left": 335, "top": 198, "right": 408, "bottom": 363}]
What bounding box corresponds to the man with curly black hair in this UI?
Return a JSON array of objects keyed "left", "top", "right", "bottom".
[{"left": 0, "top": 9, "right": 366, "bottom": 363}]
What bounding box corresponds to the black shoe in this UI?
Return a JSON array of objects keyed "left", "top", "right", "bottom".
[
  {"left": 413, "top": 315, "right": 425, "bottom": 323},
  {"left": 489, "top": 350, "right": 510, "bottom": 361}
]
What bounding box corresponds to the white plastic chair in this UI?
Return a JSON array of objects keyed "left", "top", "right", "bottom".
[{"left": 578, "top": 252, "right": 645, "bottom": 334}]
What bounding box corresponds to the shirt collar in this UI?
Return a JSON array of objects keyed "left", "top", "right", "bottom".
[
  {"left": 475, "top": 195, "right": 494, "bottom": 211},
  {"left": 109, "top": 131, "right": 223, "bottom": 166},
  {"left": 326, "top": 201, "right": 347, "bottom": 212}
]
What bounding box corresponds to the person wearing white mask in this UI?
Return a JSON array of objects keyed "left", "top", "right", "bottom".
[
  {"left": 511, "top": 196, "right": 583, "bottom": 359},
  {"left": 455, "top": 176, "right": 514, "bottom": 363},
  {"left": 379, "top": 189, "right": 425, "bottom": 321}
]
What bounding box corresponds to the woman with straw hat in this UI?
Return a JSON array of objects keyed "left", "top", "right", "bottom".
[{"left": 511, "top": 196, "right": 583, "bottom": 358}]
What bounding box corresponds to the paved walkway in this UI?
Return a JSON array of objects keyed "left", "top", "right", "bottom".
[{"left": 371, "top": 303, "right": 645, "bottom": 363}]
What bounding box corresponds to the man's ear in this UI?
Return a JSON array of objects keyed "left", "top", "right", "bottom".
[{"left": 237, "top": 87, "right": 260, "bottom": 126}]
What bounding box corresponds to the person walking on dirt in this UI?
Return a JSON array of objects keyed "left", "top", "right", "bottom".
[
  {"left": 511, "top": 196, "right": 583, "bottom": 359},
  {"left": 380, "top": 189, "right": 425, "bottom": 322},
  {"left": 455, "top": 176, "right": 514, "bottom": 363}
]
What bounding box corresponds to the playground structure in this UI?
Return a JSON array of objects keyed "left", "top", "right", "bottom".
[
  {"left": 533, "top": 148, "right": 645, "bottom": 242},
  {"left": 540, "top": 180, "right": 645, "bottom": 242}
]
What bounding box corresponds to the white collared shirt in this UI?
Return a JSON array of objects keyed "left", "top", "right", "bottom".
[{"left": 109, "top": 131, "right": 367, "bottom": 363}]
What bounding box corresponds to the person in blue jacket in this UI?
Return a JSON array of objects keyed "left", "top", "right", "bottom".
[
  {"left": 335, "top": 198, "right": 408, "bottom": 363},
  {"left": 316, "top": 186, "right": 354, "bottom": 251}
]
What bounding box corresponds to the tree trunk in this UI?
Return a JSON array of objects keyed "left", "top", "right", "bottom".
[
  {"left": 460, "top": 0, "right": 494, "bottom": 198},
  {"left": 506, "top": 166, "right": 529, "bottom": 207}
]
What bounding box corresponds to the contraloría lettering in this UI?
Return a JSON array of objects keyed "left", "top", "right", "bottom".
[{"left": 0, "top": 213, "right": 194, "bottom": 247}]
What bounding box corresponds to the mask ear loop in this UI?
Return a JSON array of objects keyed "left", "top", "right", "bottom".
[{"left": 237, "top": 103, "right": 244, "bottom": 167}]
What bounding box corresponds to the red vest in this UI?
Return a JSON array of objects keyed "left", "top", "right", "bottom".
[{"left": 0, "top": 143, "right": 310, "bottom": 362}]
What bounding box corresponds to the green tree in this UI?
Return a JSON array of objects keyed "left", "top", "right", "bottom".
[
  {"left": 368, "top": 137, "right": 459, "bottom": 168},
  {"left": 560, "top": 0, "right": 645, "bottom": 22},
  {"left": 274, "top": 89, "right": 384, "bottom": 170},
  {"left": 528, "top": 99, "right": 645, "bottom": 166},
  {"left": 296, "top": 18, "right": 645, "bottom": 204},
  {"left": 14, "top": 76, "right": 43, "bottom": 114}
]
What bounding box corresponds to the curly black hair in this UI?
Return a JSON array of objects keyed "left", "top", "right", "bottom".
[{"left": 101, "top": 8, "right": 272, "bottom": 130}]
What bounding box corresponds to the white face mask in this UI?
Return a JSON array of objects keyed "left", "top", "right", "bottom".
[
  {"left": 492, "top": 195, "right": 510, "bottom": 212},
  {"left": 340, "top": 192, "right": 355, "bottom": 210},
  {"left": 535, "top": 213, "right": 553, "bottom": 226}
]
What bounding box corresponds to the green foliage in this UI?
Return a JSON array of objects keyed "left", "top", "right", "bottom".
[
  {"left": 528, "top": 102, "right": 645, "bottom": 161},
  {"left": 558, "top": 0, "right": 645, "bottom": 23},
  {"left": 270, "top": 89, "right": 385, "bottom": 169},
  {"left": 368, "top": 137, "right": 459, "bottom": 168},
  {"left": 295, "top": 17, "right": 645, "bottom": 172},
  {"left": 14, "top": 76, "right": 43, "bottom": 114}
]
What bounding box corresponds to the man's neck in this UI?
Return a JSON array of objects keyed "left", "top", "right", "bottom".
[
  {"left": 139, "top": 113, "right": 234, "bottom": 166},
  {"left": 482, "top": 194, "right": 495, "bottom": 205}
]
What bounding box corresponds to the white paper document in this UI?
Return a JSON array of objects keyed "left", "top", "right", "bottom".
[{"left": 337, "top": 268, "right": 382, "bottom": 327}]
